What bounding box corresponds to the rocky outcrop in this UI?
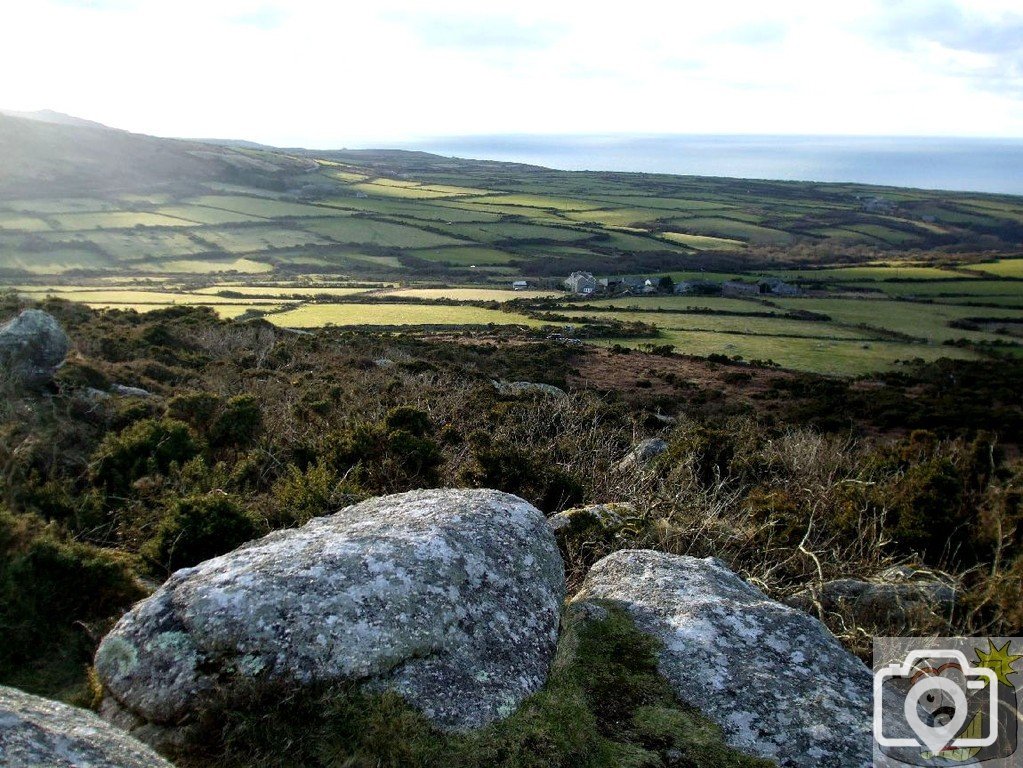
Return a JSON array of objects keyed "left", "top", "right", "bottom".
[
  {"left": 0, "top": 309, "right": 69, "bottom": 388},
  {"left": 492, "top": 380, "right": 567, "bottom": 398},
  {"left": 95, "top": 489, "right": 564, "bottom": 741},
  {"left": 617, "top": 438, "right": 668, "bottom": 471},
  {"left": 573, "top": 550, "right": 875, "bottom": 767},
  {"left": 785, "top": 565, "right": 956, "bottom": 628},
  {"left": 0, "top": 685, "right": 172, "bottom": 768}
]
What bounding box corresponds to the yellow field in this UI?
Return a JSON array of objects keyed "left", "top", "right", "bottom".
[{"left": 270, "top": 303, "right": 542, "bottom": 328}]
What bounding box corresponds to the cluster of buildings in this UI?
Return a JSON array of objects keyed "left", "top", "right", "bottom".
[{"left": 562, "top": 271, "right": 801, "bottom": 297}]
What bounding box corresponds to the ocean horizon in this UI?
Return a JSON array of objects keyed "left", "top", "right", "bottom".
[{"left": 393, "top": 134, "right": 1023, "bottom": 196}]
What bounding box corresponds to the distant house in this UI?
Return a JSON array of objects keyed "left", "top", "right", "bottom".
[
  {"left": 642, "top": 279, "right": 658, "bottom": 295},
  {"left": 564, "top": 271, "right": 598, "bottom": 295},
  {"left": 512, "top": 280, "right": 529, "bottom": 291},
  {"left": 759, "top": 278, "right": 802, "bottom": 296},
  {"left": 722, "top": 280, "right": 764, "bottom": 297},
  {"left": 354, "top": 191, "right": 369, "bottom": 199},
  {"left": 674, "top": 279, "right": 722, "bottom": 295}
]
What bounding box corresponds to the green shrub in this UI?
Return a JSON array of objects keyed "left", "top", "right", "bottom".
[
  {"left": 90, "top": 418, "right": 202, "bottom": 494},
  {"left": 884, "top": 458, "right": 968, "bottom": 562},
  {"left": 143, "top": 494, "right": 257, "bottom": 572},
  {"left": 0, "top": 508, "right": 144, "bottom": 697},
  {"left": 210, "top": 395, "right": 263, "bottom": 450},
  {"left": 167, "top": 391, "right": 223, "bottom": 433},
  {"left": 460, "top": 440, "right": 584, "bottom": 514},
  {"left": 324, "top": 409, "right": 443, "bottom": 492},
  {"left": 266, "top": 463, "right": 365, "bottom": 529}
]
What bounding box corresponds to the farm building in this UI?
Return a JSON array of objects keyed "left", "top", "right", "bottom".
[
  {"left": 565, "top": 271, "right": 598, "bottom": 295},
  {"left": 759, "top": 278, "right": 802, "bottom": 296},
  {"left": 674, "top": 280, "right": 722, "bottom": 295},
  {"left": 722, "top": 280, "right": 764, "bottom": 296},
  {"left": 512, "top": 280, "right": 529, "bottom": 291}
]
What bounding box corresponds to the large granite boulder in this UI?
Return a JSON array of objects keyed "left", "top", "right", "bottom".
[
  {"left": 573, "top": 550, "right": 875, "bottom": 767},
  {"left": 0, "top": 309, "right": 70, "bottom": 388},
  {"left": 96, "top": 489, "right": 564, "bottom": 741},
  {"left": 785, "top": 565, "right": 956, "bottom": 629},
  {"left": 0, "top": 685, "right": 172, "bottom": 768}
]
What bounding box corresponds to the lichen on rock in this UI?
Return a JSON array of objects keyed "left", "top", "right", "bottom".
[
  {"left": 0, "top": 309, "right": 70, "bottom": 388},
  {"left": 95, "top": 488, "right": 565, "bottom": 742},
  {"left": 0, "top": 685, "right": 173, "bottom": 768},
  {"left": 574, "top": 549, "right": 878, "bottom": 768}
]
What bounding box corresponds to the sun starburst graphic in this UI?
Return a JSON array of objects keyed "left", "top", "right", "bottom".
[{"left": 974, "top": 640, "right": 1023, "bottom": 688}]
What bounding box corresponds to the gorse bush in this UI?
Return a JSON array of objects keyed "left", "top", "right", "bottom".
[
  {"left": 90, "top": 418, "right": 202, "bottom": 494},
  {"left": 0, "top": 508, "right": 144, "bottom": 696},
  {"left": 143, "top": 493, "right": 258, "bottom": 573},
  {"left": 322, "top": 407, "right": 443, "bottom": 492}
]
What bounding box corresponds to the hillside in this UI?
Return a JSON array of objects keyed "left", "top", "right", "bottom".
[
  {"left": 0, "top": 112, "right": 314, "bottom": 199},
  {"left": 1, "top": 296, "right": 1021, "bottom": 766},
  {"left": 2, "top": 114, "right": 1022, "bottom": 377},
  {"left": 1, "top": 115, "right": 1023, "bottom": 282}
]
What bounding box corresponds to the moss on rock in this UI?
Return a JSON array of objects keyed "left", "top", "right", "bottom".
[{"left": 169, "top": 601, "right": 768, "bottom": 768}]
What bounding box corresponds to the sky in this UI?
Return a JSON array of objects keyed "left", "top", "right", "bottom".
[{"left": 2, "top": 0, "right": 1022, "bottom": 146}]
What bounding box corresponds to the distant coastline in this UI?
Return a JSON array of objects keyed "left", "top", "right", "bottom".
[{"left": 394, "top": 134, "right": 1023, "bottom": 196}]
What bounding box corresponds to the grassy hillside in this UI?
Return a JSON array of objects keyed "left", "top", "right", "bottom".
[
  {"left": 2, "top": 115, "right": 1022, "bottom": 376},
  {"left": 2, "top": 115, "right": 1023, "bottom": 284}
]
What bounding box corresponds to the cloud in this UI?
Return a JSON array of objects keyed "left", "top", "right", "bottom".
[
  {"left": 2, "top": 0, "right": 1021, "bottom": 142},
  {"left": 715, "top": 21, "right": 788, "bottom": 47},
  {"left": 869, "top": 0, "right": 1023, "bottom": 92},
  {"left": 232, "top": 7, "right": 289, "bottom": 30},
  {"left": 392, "top": 11, "right": 565, "bottom": 52}
]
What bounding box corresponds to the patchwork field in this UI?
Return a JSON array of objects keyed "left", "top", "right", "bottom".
[{"left": 2, "top": 139, "right": 1021, "bottom": 376}]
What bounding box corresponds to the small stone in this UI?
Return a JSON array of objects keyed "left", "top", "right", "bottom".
[
  {"left": 617, "top": 438, "right": 668, "bottom": 471},
  {"left": 492, "top": 380, "right": 567, "bottom": 398},
  {"left": 785, "top": 566, "right": 957, "bottom": 628},
  {"left": 110, "top": 383, "right": 152, "bottom": 397}
]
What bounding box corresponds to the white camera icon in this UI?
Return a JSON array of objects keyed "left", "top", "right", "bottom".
[{"left": 874, "top": 649, "right": 999, "bottom": 756}]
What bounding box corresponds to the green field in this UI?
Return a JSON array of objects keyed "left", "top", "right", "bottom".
[
  {"left": 270, "top": 303, "right": 542, "bottom": 328},
  {"left": 596, "top": 330, "right": 980, "bottom": 376},
  {"left": 971, "top": 259, "right": 1023, "bottom": 278},
  {"left": 304, "top": 218, "right": 462, "bottom": 248},
  {"left": 380, "top": 287, "right": 559, "bottom": 302}
]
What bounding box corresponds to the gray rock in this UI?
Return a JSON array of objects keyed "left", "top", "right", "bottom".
[
  {"left": 786, "top": 565, "right": 956, "bottom": 628},
  {"left": 96, "top": 488, "right": 564, "bottom": 739},
  {"left": 574, "top": 550, "right": 875, "bottom": 767},
  {"left": 110, "top": 383, "right": 152, "bottom": 398},
  {"left": 492, "top": 380, "right": 567, "bottom": 398},
  {"left": 617, "top": 437, "right": 668, "bottom": 470},
  {"left": 0, "top": 309, "right": 69, "bottom": 388},
  {"left": 84, "top": 386, "right": 112, "bottom": 401},
  {"left": 547, "top": 502, "right": 637, "bottom": 536},
  {"left": 0, "top": 685, "right": 172, "bottom": 768}
]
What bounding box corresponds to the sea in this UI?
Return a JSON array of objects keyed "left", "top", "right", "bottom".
[{"left": 395, "top": 135, "right": 1023, "bottom": 196}]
